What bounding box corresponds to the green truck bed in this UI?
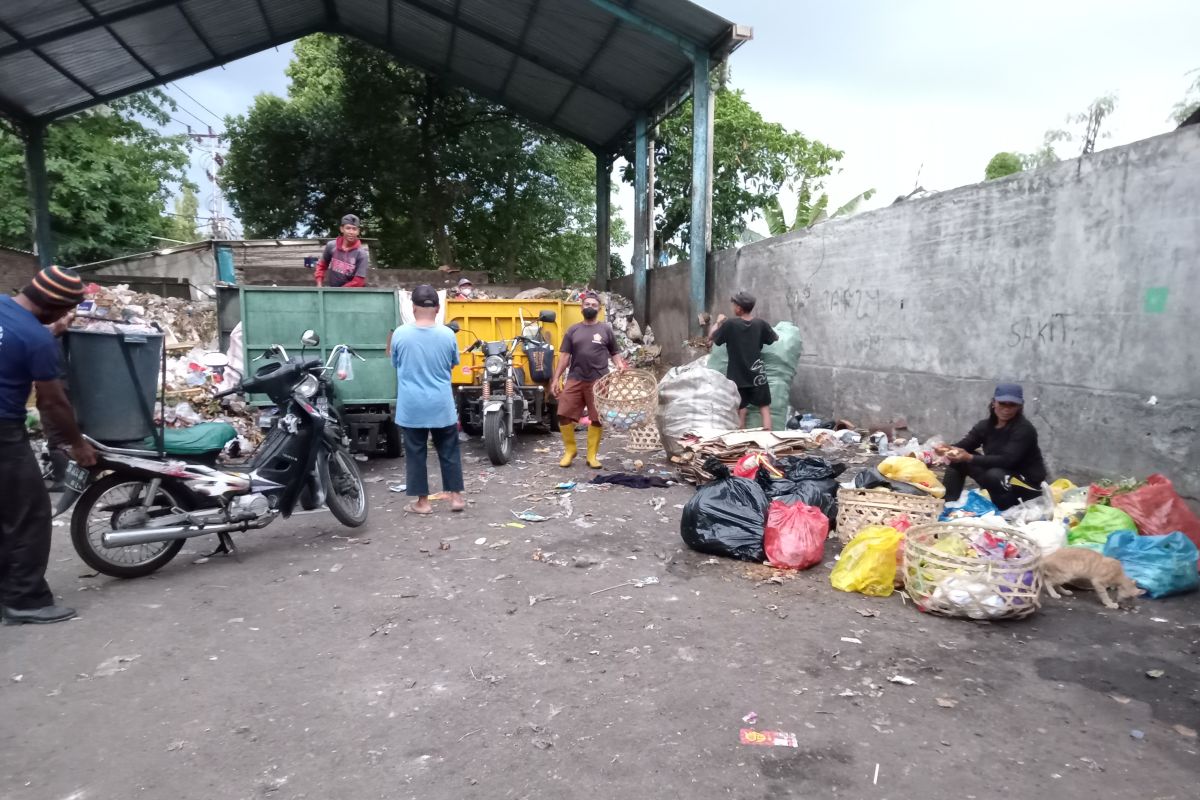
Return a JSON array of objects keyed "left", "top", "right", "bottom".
[{"left": 239, "top": 287, "right": 399, "bottom": 405}]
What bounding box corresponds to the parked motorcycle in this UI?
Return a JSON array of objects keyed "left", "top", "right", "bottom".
[
  {"left": 58, "top": 330, "right": 368, "bottom": 579},
  {"left": 457, "top": 310, "right": 557, "bottom": 465}
]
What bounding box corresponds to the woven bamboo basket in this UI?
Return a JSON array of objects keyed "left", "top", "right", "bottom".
[
  {"left": 593, "top": 369, "right": 658, "bottom": 432},
  {"left": 626, "top": 421, "right": 663, "bottom": 452},
  {"left": 834, "top": 488, "right": 944, "bottom": 541},
  {"left": 902, "top": 522, "right": 1043, "bottom": 620}
]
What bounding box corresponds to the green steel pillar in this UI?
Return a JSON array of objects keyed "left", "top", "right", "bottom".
[
  {"left": 688, "top": 50, "right": 713, "bottom": 333},
  {"left": 594, "top": 150, "right": 611, "bottom": 291},
  {"left": 632, "top": 112, "right": 649, "bottom": 323},
  {"left": 24, "top": 123, "right": 55, "bottom": 266}
]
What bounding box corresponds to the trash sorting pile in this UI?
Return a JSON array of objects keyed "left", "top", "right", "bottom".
[
  {"left": 600, "top": 291, "right": 660, "bottom": 368},
  {"left": 71, "top": 283, "right": 216, "bottom": 347},
  {"left": 901, "top": 523, "right": 1043, "bottom": 619},
  {"left": 672, "top": 429, "right": 819, "bottom": 484}
]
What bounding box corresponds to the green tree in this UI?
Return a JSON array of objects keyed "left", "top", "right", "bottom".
[
  {"left": 1021, "top": 94, "right": 1117, "bottom": 169},
  {"left": 625, "top": 85, "right": 843, "bottom": 259},
  {"left": 1170, "top": 69, "right": 1200, "bottom": 125},
  {"left": 161, "top": 185, "right": 201, "bottom": 243},
  {"left": 0, "top": 91, "right": 193, "bottom": 264},
  {"left": 984, "top": 152, "right": 1023, "bottom": 181},
  {"left": 222, "top": 34, "right": 624, "bottom": 283}
]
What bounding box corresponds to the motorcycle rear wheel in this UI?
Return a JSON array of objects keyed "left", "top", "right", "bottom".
[
  {"left": 320, "top": 448, "right": 368, "bottom": 527},
  {"left": 70, "top": 474, "right": 187, "bottom": 578}
]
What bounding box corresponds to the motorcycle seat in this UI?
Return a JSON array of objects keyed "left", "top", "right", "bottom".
[{"left": 142, "top": 422, "right": 238, "bottom": 456}]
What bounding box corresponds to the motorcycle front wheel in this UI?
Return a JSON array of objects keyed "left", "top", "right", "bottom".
[
  {"left": 320, "top": 448, "right": 368, "bottom": 527},
  {"left": 484, "top": 411, "right": 512, "bottom": 465},
  {"left": 70, "top": 474, "right": 187, "bottom": 578}
]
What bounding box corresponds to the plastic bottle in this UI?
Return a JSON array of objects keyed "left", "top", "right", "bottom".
[{"left": 799, "top": 413, "right": 818, "bottom": 433}]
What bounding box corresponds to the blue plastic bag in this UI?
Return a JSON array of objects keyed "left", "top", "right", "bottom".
[
  {"left": 1103, "top": 531, "right": 1200, "bottom": 599},
  {"left": 940, "top": 489, "right": 998, "bottom": 521}
]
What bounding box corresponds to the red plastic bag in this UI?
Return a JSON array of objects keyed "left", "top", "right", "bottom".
[
  {"left": 1109, "top": 474, "right": 1200, "bottom": 556},
  {"left": 764, "top": 501, "right": 828, "bottom": 570},
  {"left": 733, "top": 451, "right": 783, "bottom": 481}
]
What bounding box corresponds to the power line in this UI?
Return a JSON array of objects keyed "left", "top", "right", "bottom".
[{"left": 170, "top": 82, "right": 223, "bottom": 125}]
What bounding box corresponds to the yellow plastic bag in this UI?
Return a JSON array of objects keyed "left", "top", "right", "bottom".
[
  {"left": 830, "top": 525, "right": 904, "bottom": 597},
  {"left": 878, "top": 456, "right": 946, "bottom": 498},
  {"left": 1050, "top": 478, "right": 1076, "bottom": 503}
]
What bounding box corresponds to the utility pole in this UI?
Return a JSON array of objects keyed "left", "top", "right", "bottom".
[{"left": 187, "top": 126, "right": 231, "bottom": 239}]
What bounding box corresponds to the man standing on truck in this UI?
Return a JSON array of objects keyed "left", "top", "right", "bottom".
[
  {"left": 708, "top": 290, "right": 779, "bottom": 430},
  {"left": 314, "top": 214, "right": 370, "bottom": 288},
  {"left": 1, "top": 266, "right": 96, "bottom": 625},
  {"left": 390, "top": 285, "right": 466, "bottom": 514},
  {"left": 551, "top": 291, "right": 627, "bottom": 469}
]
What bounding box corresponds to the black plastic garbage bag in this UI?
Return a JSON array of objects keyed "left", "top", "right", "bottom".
[
  {"left": 681, "top": 459, "right": 769, "bottom": 562},
  {"left": 852, "top": 467, "right": 927, "bottom": 496},
  {"left": 758, "top": 456, "right": 844, "bottom": 522}
]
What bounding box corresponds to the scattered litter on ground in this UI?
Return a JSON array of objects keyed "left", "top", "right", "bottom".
[
  {"left": 93, "top": 654, "right": 140, "bottom": 678},
  {"left": 514, "top": 510, "right": 550, "bottom": 523},
  {"left": 1109, "top": 694, "right": 1131, "bottom": 705},
  {"left": 888, "top": 675, "right": 916, "bottom": 686},
  {"left": 855, "top": 608, "right": 879, "bottom": 617},
  {"left": 935, "top": 698, "right": 959, "bottom": 708},
  {"left": 1146, "top": 669, "right": 1165, "bottom": 679},
  {"left": 475, "top": 537, "right": 487, "bottom": 545},
  {"left": 528, "top": 594, "right": 555, "bottom": 606},
  {"left": 1130, "top": 729, "right": 1145, "bottom": 740},
  {"left": 388, "top": 484, "right": 407, "bottom": 493},
  {"left": 739, "top": 729, "right": 798, "bottom": 748},
  {"left": 840, "top": 637, "right": 863, "bottom": 645},
  {"left": 742, "top": 711, "right": 758, "bottom": 724},
  {"left": 589, "top": 576, "right": 660, "bottom": 596},
  {"left": 1174, "top": 725, "right": 1197, "bottom": 738}
]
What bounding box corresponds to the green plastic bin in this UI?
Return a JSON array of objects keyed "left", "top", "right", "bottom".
[{"left": 65, "top": 329, "right": 163, "bottom": 443}]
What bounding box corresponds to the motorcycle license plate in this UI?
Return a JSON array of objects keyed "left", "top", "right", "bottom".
[{"left": 64, "top": 461, "right": 90, "bottom": 492}]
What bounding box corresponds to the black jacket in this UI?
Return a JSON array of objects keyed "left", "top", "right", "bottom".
[{"left": 955, "top": 414, "right": 1047, "bottom": 483}]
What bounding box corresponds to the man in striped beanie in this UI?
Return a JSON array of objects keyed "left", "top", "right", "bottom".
[{"left": 0, "top": 266, "right": 95, "bottom": 625}]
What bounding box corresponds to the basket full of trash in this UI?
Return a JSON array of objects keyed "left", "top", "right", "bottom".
[
  {"left": 593, "top": 369, "right": 657, "bottom": 432},
  {"left": 902, "top": 522, "right": 1043, "bottom": 620}
]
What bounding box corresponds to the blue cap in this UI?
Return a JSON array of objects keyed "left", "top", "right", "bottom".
[{"left": 994, "top": 383, "right": 1024, "bottom": 404}]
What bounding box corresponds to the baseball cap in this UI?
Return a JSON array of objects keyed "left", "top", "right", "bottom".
[
  {"left": 731, "top": 290, "right": 756, "bottom": 311},
  {"left": 457, "top": 277, "right": 473, "bottom": 287},
  {"left": 411, "top": 285, "right": 439, "bottom": 308},
  {"left": 22, "top": 265, "right": 85, "bottom": 309},
  {"left": 994, "top": 383, "right": 1024, "bottom": 404},
  {"left": 580, "top": 290, "right": 600, "bottom": 302},
  {"left": 341, "top": 214, "right": 360, "bottom": 227}
]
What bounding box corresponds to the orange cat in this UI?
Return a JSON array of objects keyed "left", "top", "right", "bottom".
[{"left": 1042, "top": 547, "right": 1144, "bottom": 609}]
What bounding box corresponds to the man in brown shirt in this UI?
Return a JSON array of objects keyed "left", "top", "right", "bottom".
[{"left": 550, "top": 291, "right": 627, "bottom": 468}]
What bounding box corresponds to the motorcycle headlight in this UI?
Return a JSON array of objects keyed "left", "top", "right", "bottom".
[
  {"left": 296, "top": 374, "right": 320, "bottom": 398},
  {"left": 484, "top": 355, "right": 505, "bottom": 376}
]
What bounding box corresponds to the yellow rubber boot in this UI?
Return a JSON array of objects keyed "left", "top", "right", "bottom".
[
  {"left": 586, "top": 425, "right": 603, "bottom": 469},
  {"left": 559, "top": 426, "right": 577, "bottom": 468}
]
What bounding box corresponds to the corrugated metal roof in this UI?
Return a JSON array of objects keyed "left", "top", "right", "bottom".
[{"left": 0, "top": 0, "right": 744, "bottom": 151}]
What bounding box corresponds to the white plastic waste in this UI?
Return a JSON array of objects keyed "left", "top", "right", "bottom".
[{"left": 656, "top": 362, "right": 740, "bottom": 456}]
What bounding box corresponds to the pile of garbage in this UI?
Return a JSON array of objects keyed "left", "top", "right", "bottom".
[
  {"left": 671, "top": 429, "right": 819, "bottom": 484},
  {"left": 71, "top": 283, "right": 216, "bottom": 348}
]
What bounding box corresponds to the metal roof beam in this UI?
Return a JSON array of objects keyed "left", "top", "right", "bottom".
[
  {"left": 547, "top": 15, "right": 619, "bottom": 124},
  {"left": 177, "top": 3, "right": 219, "bottom": 60},
  {"left": 0, "top": 19, "right": 99, "bottom": 99},
  {"left": 253, "top": 0, "right": 280, "bottom": 42},
  {"left": 444, "top": 0, "right": 463, "bottom": 72},
  {"left": 495, "top": 0, "right": 541, "bottom": 98},
  {"left": 396, "top": 0, "right": 639, "bottom": 111},
  {"left": 584, "top": 0, "right": 703, "bottom": 55},
  {"left": 38, "top": 25, "right": 326, "bottom": 121},
  {"left": 77, "top": 0, "right": 162, "bottom": 82},
  {"left": 0, "top": 0, "right": 180, "bottom": 58}
]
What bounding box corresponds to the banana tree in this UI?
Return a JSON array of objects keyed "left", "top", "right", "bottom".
[{"left": 762, "top": 185, "right": 875, "bottom": 236}]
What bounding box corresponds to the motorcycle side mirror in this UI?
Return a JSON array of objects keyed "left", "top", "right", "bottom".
[
  {"left": 538, "top": 310, "right": 556, "bottom": 323},
  {"left": 301, "top": 330, "right": 320, "bottom": 347},
  {"left": 199, "top": 352, "right": 230, "bottom": 369},
  {"left": 446, "top": 321, "right": 461, "bottom": 333}
]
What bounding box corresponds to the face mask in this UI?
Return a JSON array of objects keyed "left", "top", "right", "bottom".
[
  {"left": 582, "top": 307, "right": 599, "bottom": 320},
  {"left": 460, "top": 288, "right": 472, "bottom": 297}
]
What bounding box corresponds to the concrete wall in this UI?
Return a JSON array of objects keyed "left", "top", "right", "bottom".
[{"left": 635, "top": 127, "right": 1200, "bottom": 498}]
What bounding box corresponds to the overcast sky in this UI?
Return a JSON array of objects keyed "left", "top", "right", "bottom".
[{"left": 165, "top": 0, "right": 1199, "bottom": 245}]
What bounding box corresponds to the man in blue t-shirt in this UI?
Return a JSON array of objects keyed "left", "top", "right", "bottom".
[
  {"left": 390, "top": 285, "right": 464, "bottom": 515},
  {"left": 1, "top": 266, "right": 96, "bottom": 625}
]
